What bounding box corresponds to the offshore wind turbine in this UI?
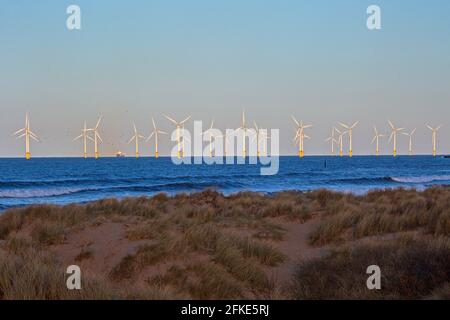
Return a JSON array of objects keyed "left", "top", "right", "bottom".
[
  {"left": 427, "top": 124, "right": 442, "bottom": 157},
  {"left": 147, "top": 118, "right": 167, "bottom": 158},
  {"left": 91, "top": 116, "right": 103, "bottom": 159},
  {"left": 292, "top": 116, "right": 312, "bottom": 158},
  {"left": 128, "top": 122, "right": 145, "bottom": 158},
  {"left": 73, "top": 121, "right": 94, "bottom": 158},
  {"left": 371, "top": 126, "right": 385, "bottom": 157},
  {"left": 235, "top": 110, "right": 248, "bottom": 158},
  {"left": 334, "top": 128, "right": 346, "bottom": 157},
  {"left": 164, "top": 114, "right": 191, "bottom": 159},
  {"left": 388, "top": 120, "right": 404, "bottom": 157},
  {"left": 201, "top": 119, "right": 217, "bottom": 157},
  {"left": 13, "top": 113, "right": 39, "bottom": 160},
  {"left": 325, "top": 127, "right": 337, "bottom": 155},
  {"left": 253, "top": 121, "right": 269, "bottom": 157},
  {"left": 339, "top": 121, "right": 359, "bottom": 157},
  {"left": 402, "top": 128, "right": 416, "bottom": 156}
]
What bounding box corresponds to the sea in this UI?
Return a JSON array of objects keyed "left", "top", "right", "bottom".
[{"left": 0, "top": 156, "right": 449, "bottom": 210}]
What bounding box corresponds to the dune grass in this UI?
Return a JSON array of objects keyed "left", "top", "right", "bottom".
[{"left": 0, "top": 187, "right": 449, "bottom": 300}]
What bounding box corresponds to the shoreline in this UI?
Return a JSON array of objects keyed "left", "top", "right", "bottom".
[{"left": 2, "top": 184, "right": 450, "bottom": 213}]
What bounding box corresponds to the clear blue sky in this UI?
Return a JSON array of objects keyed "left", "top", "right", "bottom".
[{"left": 1, "top": 0, "right": 449, "bottom": 156}]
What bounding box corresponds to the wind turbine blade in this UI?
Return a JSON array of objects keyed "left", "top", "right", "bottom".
[
  {"left": 13, "top": 128, "right": 25, "bottom": 135},
  {"left": 146, "top": 131, "right": 155, "bottom": 141},
  {"left": 133, "top": 123, "right": 137, "bottom": 133},
  {"left": 303, "top": 124, "right": 313, "bottom": 129},
  {"left": 388, "top": 120, "right": 395, "bottom": 130},
  {"left": 397, "top": 128, "right": 405, "bottom": 131},
  {"left": 339, "top": 122, "right": 349, "bottom": 129},
  {"left": 374, "top": 126, "right": 378, "bottom": 135},
  {"left": 95, "top": 116, "right": 102, "bottom": 129},
  {"left": 158, "top": 130, "right": 168, "bottom": 135},
  {"left": 96, "top": 132, "right": 103, "bottom": 143},
  {"left": 127, "top": 136, "right": 135, "bottom": 144},
  {"left": 389, "top": 132, "right": 394, "bottom": 143},
  {"left": 325, "top": 137, "right": 331, "bottom": 142},
  {"left": 164, "top": 115, "right": 178, "bottom": 124},
  {"left": 426, "top": 125, "right": 433, "bottom": 131},
  {"left": 152, "top": 117, "right": 157, "bottom": 130},
  {"left": 371, "top": 136, "right": 377, "bottom": 144},
  {"left": 29, "top": 131, "right": 39, "bottom": 139},
  {"left": 291, "top": 116, "right": 299, "bottom": 127},
  {"left": 30, "top": 135, "right": 39, "bottom": 142},
  {"left": 351, "top": 121, "right": 359, "bottom": 128},
  {"left": 334, "top": 128, "right": 341, "bottom": 134},
  {"left": 16, "top": 133, "right": 26, "bottom": 139},
  {"left": 73, "top": 134, "right": 83, "bottom": 141},
  {"left": 87, "top": 136, "right": 94, "bottom": 142},
  {"left": 411, "top": 128, "right": 416, "bottom": 135},
  {"left": 180, "top": 115, "right": 191, "bottom": 125},
  {"left": 254, "top": 121, "right": 258, "bottom": 131},
  {"left": 436, "top": 125, "right": 442, "bottom": 131}
]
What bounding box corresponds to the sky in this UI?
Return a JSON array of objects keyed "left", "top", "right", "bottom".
[{"left": 0, "top": 0, "right": 449, "bottom": 157}]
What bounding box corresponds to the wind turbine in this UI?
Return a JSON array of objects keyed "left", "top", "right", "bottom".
[
  {"left": 334, "top": 128, "right": 346, "bottom": 157},
  {"left": 128, "top": 122, "right": 145, "bottom": 158},
  {"left": 74, "top": 121, "right": 94, "bottom": 158},
  {"left": 339, "top": 121, "right": 359, "bottom": 157},
  {"left": 147, "top": 117, "right": 167, "bottom": 158},
  {"left": 164, "top": 114, "right": 191, "bottom": 159},
  {"left": 325, "top": 127, "right": 338, "bottom": 155},
  {"left": 201, "top": 120, "right": 217, "bottom": 157},
  {"left": 13, "top": 113, "right": 39, "bottom": 160},
  {"left": 216, "top": 129, "right": 233, "bottom": 157},
  {"left": 388, "top": 120, "right": 404, "bottom": 157},
  {"left": 401, "top": 128, "right": 416, "bottom": 156},
  {"left": 427, "top": 125, "right": 442, "bottom": 157},
  {"left": 292, "top": 116, "right": 312, "bottom": 158},
  {"left": 253, "top": 121, "right": 269, "bottom": 157},
  {"left": 371, "top": 126, "right": 385, "bottom": 157},
  {"left": 235, "top": 110, "right": 248, "bottom": 158},
  {"left": 91, "top": 116, "right": 103, "bottom": 159}
]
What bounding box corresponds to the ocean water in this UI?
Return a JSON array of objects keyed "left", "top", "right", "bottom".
[{"left": 0, "top": 156, "right": 449, "bottom": 210}]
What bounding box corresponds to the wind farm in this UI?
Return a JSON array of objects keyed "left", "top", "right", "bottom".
[{"left": 9, "top": 113, "right": 449, "bottom": 159}]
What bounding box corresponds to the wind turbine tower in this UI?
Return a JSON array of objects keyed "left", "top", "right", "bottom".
[{"left": 427, "top": 125, "right": 442, "bottom": 157}]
